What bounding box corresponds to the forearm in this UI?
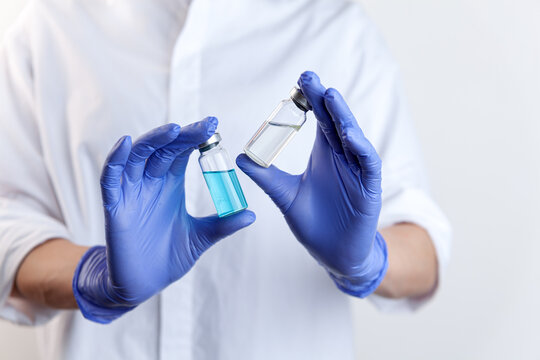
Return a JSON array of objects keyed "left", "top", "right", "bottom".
[
  {"left": 9, "top": 225, "right": 436, "bottom": 308},
  {"left": 375, "top": 223, "right": 438, "bottom": 299},
  {"left": 10, "top": 238, "right": 89, "bottom": 309}
]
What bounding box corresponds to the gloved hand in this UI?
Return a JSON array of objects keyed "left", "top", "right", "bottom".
[
  {"left": 73, "top": 118, "right": 255, "bottom": 323},
  {"left": 237, "top": 72, "right": 387, "bottom": 298}
]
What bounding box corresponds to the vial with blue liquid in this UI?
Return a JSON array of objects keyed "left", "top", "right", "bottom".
[{"left": 198, "top": 133, "right": 248, "bottom": 217}]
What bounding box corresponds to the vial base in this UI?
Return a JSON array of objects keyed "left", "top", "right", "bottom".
[
  {"left": 244, "top": 121, "right": 301, "bottom": 168},
  {"left": 203, "top": 169, "right": 248, "bottom": 217}
]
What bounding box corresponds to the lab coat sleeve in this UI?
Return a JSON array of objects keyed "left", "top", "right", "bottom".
[
  {"left": 342, "top": 7, "right": 452, "bottom": 312},
  {"left": 0, "top": 7, "right": 71, "bottom": 325}
]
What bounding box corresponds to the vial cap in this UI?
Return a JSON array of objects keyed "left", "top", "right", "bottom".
[
  {"left": 198, "top": 132, "right": 222, "bottom": 150},
  {"left": 289, "top": 87, "right": 312, "bottom": 112}
]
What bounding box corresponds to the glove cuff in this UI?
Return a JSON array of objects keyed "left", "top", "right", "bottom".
[
  {"left": 72, "top": 246, "right": 136, "bottom": 324},
  {"left": 328, "top": 232, "right": 389, "bottom": 298}
]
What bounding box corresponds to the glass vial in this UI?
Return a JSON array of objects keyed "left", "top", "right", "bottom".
[
  {"left": 198, "top": 133, "right": 248, "bottom": 217},
  {"left": 244, "top": 87, "right": 312, "bottom": 168}
]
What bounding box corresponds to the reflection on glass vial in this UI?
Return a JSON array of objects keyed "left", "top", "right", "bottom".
[
  {"left": 244, "top": 87, "right": 312, "bottom": 168},
  {"left": 198, "top": 133, "right": 248, "bottom": 217}
]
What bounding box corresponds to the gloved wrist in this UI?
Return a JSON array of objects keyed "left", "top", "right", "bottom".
[
  {"left": 73, "top": 246, "right": 136, "bottom": 324},
  {"left": 328, "top": 232, "right": 388, "bottom": 298}
]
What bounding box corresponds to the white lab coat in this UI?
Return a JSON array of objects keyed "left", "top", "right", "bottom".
[{"left": 0, "top": 0, "right": 451, "bottom": 359}]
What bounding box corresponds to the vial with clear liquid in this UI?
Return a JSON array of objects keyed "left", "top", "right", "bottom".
[
  {"left": 244, "top": 87, "right": 312, "bottom": 168},
  {"left": 198, "top": 133, "right": 248, "bottom": 217}
]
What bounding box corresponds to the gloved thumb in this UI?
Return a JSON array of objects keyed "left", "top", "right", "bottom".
[
  {"left": 236, "top": 154, "right": 300, "bottom": 213},
  {"left": 191, "top": 210, "right": 256, "bottom": 254}
]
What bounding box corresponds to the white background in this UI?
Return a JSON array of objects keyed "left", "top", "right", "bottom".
[{"left": 1, "top": 0, "right": 539, "bottom": 359}]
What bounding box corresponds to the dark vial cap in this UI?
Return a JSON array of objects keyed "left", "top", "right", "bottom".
[{"left": 289, "top": 87, "right": 312, "bottom": 112}]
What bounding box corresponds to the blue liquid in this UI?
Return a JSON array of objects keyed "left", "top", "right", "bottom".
[{"left": 203, "top": 169, "right": 248, "bottom": 217}]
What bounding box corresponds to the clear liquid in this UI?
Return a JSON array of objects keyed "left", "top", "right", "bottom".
[
  {"left": 203, "top": 169, "right": 248, "bottom": 217},
  {"left": 244, "top": 121, "right": 301, "bottom": 167}
]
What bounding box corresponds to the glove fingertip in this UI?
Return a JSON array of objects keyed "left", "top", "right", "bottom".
[
  {"left": 103, "top": 136, "right": 132, "bottom": 175},
  {"left": 230, "top": 210, "right": 256, "bottom": 233},
  {"left": 324, "top": 87, "right": 340, "bottom": 101},
  {"left": 241, "top": 209, "right": 256, "bottom": 224},
  {"left": 222, "top": 209, "right": 256, "bottom": 227},
  {"left": 158, "top": 123, "right": 181, "bottom": 141},
  {"left": 110, "top": 135, "right": 131, "bottom": 157},
  {"left": 298, "top": 70, "right": 316, "bottom": 85},
  {"left": 197, "top": 210, "right": 256, "bottom": 245},
  {"left": 206, "top": 115, "right": 218, "bottom": 126},
  {"left": 235, "top": 153, "right": 246, "bottom": 166},
  {"left": 166, "top": 123, "right": 181, "bottom": 133},
  {"left": 235, "top": 153, "right": 255, "bottom": 171},
  {"left": 201, "top": 116, "right": 218, "bottom": 137},
  {"left": 298, "top": 71, "right": 326, "bottom": 100}
]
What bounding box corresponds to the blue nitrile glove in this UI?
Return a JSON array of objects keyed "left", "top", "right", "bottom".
[
  {"left": 73, "top": 118, "right": 255, "bottom": 323},
  {"left": 237, "top": 72, "right": 387, "bottom": 298}
]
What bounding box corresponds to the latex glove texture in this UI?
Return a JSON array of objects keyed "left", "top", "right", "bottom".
[
  {"left": 237, "top": 72, "right": 388, "bottom": 297},
  {"left": 74, "top": 118, "right": 255, "bottom": 323}
]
